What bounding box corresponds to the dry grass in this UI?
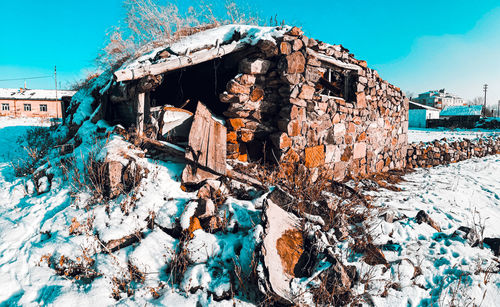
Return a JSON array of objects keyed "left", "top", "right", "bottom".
[
  {"left": 311, "top": 269, "right": 352, "bottom": 306},
  {"left": 59, "top": 139, "right": 110, "bottom": 205},
  {"left": 70, "top": 72, "right": 100, "bottom": 91},
  {"left": 166, "top": 233, "right": 190, "bottom": 286},
  {"left": 12, "top": 126, "right": 58, "bottom": 177},
  {"left": 65, "top": 150, "right": 108, "bottom": 204},
  {"left": 97, "top": 0, "right": 262, "bottom": 68},
  {"left": 40, "top": 249, "right": 101, "bottom": 283}
]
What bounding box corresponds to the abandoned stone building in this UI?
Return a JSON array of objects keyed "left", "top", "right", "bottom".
[{"left": 71, "top": 25, "right": 409, "bottom": 182}]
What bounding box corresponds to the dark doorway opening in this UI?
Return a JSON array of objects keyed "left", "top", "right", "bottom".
[{"left": 149, "top": 49, "right": 254, "bottom": 116}]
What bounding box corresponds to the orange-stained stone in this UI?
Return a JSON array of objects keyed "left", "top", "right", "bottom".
[
  {"left": 357, "top": 132, "right": 367, "bottom": 141},
  {"left": 227, "top": 131, "right": 237, "bottom": 144},
  {"left": 238, "top": 154, "right": 248, "bottom": 162},
  {"left": 240, "top": 130, "right": 254, "bottom": 142},
  {"left": 228, "top": 118, "right": 244, "bottom": 130},
  {"left": 188, "top": 216, "right": 202, "bottom": 238},
  {"left": 249, "top": 87, "right": 265, "bottom": 102},
  {"left": 280, "top": 42, "right": 292, "bottom": 55},
  {"left": 304, "top": 145, "right": 325, "bottom": 168}
]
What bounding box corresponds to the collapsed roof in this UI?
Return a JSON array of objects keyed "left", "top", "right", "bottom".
[{"left": 114, "top": 24, "right": 361, "bottom": 82}]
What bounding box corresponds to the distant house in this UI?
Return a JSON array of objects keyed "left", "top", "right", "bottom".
[
  {"left": 0, "top": 88, "right": 76, "bottom": 119},
  {"left": 427, "top": 105, "right": 483, "bottom": 128},
  {"left": 408, "top": 101, "right": 440, "bottom": 128},
  {"left": 412, "top": 89, "right": 466, "bottom": 109},
  {"left": 440, "top": 105, "right": 483, "bottom": 119}
]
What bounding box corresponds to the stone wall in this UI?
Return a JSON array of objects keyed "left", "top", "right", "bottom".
[
  {"left": 219, "top": 26, "right": 409, "bottom": 181},
  {"left": 406, "top": 136, "right": 500, "bottom": 168}
]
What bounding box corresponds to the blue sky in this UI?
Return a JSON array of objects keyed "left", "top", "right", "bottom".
[{"left": 1, "top": 0, "right": 499, "bottom": 106}]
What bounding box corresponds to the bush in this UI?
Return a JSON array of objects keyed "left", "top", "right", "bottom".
[
  {"left": 69, "top": 72, "right": 100, "bottom": 91},
  {"left": 13, "top": 126, "right": 58, "bottom": 177},
  {"left": 61, "top": 145, "right": 108, "bottom": 205}
]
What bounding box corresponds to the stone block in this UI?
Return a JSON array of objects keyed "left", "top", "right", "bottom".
[
  {"left": 250, "top": 87, "right": 265, "bottom": 102},
  {"left": 304, "top": 145, "right": 325, "bottom": 168},
  {"left": 280, "top": 42, "right": 292, "bottom": 55},
  {"left": 353, "top": 142, "right": 367, "bottom": 159},
  {"left": 333, "top": 123, "right": 345, "bottom": 136},
  {"left": 228, "top": 118, "right": 245, "bottom": 130},
  {"left": 271, "top": 132, "right": 292, "bottom": 149},
  {"left": 240, "top": 129, "right": 255, "bottom": 142},
  {"left": 227, "top": 80, "right": 250, "bottom": 94},
  {"left": 298, "top": 84, "right": 315, "bottom": 100},
  {"left": 286, "top": 26, "right": 304, "bottom": 36},
  {"left": 239, "top": 58, "right": 271, "bottom": 75},
  {"left": 356, "top": 91, "right": 367, "bottom": 108},
  {"left": 292, "top": 39, "right": 303, "bottom": 51},
  {"left": 285, "top": 52, "right": 306, "bottom": 74},
  {"left": 325, "top": 145, "right": 341, "bottom": 164}
]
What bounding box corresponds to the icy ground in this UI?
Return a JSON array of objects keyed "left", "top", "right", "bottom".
[
  {"left": 408, "top": 128, "right": 499, "bottom": 143},
  {"left": 0, "top": 116, "right": 499, "bottom": 306}
]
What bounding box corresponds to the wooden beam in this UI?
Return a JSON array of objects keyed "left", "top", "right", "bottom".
[
  {"left": 137, "top": 92, "right": 145, "bottom": 136},
  {"left": 114, "top": 41, "right": 247, "bottom": 82},
  {"left": 306, "top": 48, "right": 361, "bottom": 72}
]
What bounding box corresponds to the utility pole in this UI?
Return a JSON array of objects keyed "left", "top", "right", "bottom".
[
  {"left": 483, "top": 84, "right": 488, "bottom": 117},
  {"left": 54, "top": 65, "right": 59, "bottom": 119},
  {"left": 497, "top": 100, "right": 500, "bottom": 117}
]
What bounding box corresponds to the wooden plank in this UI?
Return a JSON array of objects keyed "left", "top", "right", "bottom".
[
  {"left": 142, "top": 138, "right": 185, "bottom": 160},
  {"left": 213, "top": 120, "right": 227, "bottom": 174},
  {"left": 186, "top": 102, "right": 212, "bottom": 163},
  {"left": 306, "top": 48, "right": 361, "bottom": 72},
  {"left": 137, "top": 92, "right": 145, "bottom": 136},
  {"left": 184, "top": 102, "right": 227, "bottom": 181},
  {"left": 206, "top": 120, "right": 217, "bottom": 171},
  {"left": 114, "top": 41, "right": 247, "bottom": 82}
]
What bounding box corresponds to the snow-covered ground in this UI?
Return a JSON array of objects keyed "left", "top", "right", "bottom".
[
  {"left": 0, "top": 117, "right": 260, "bottom": 306},
  {"left": 362, "top": 154, "right": 500, "bottom": 306},
  {"left": 0, "top": 117, "right": 499, "bottom": 306},
  {"left": 408, "top": 128, "right": 500, "bottom": 143}
]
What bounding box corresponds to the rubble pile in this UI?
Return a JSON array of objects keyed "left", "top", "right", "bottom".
[{"left": 406, "top": 136, "right": 500, "bottom": 168}]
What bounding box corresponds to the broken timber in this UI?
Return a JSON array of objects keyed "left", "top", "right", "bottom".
[
  {"left": 142, "top": 102, "right": 264, "bottom": 189},
  {"left": 185, "top": 102, "right": 226, "bottom": 175},
  {"left": 306, "top": 48, "right": 361, "bottom": 72},
  {"left": 136, "top": 92, "right": 146, "bottom": 136},
  {"left": 114, "top": 41, "right": 247, "bottom": 82}
]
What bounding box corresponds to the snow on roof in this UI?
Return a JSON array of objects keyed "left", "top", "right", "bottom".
[
  {"left": 440, "top": 105, "right": 483, "bottom": 117},
  {"left": 409, "top": 101, "right": 440, "bottom": 111},
  {"left": 121, "top": 24, "right": 289, "bottom": 71},
  {"left": 0, "top": 88, "right": 76, "bottom": 101}
]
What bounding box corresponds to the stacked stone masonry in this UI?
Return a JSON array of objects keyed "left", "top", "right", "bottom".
[
  {"left": 406, "top": 136, "right": 500, "bottom": 169},
  {"left": 219, "top": 26, "right": 409, "bottom": 181}
]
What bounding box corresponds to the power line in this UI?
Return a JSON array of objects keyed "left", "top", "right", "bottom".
[{"left": 0, "top": 75, "right": 53, "bottom": 82}]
